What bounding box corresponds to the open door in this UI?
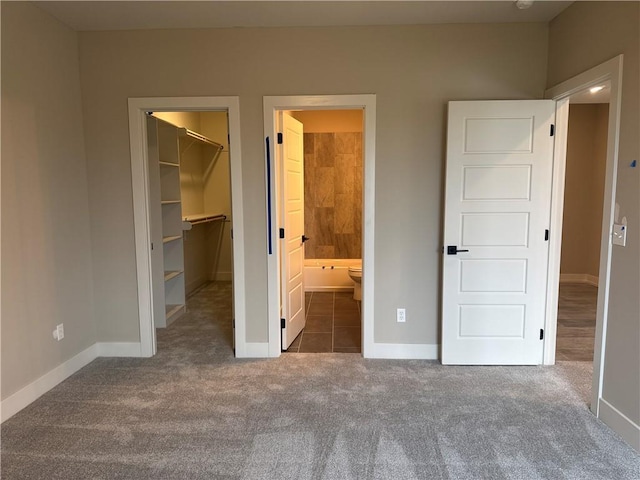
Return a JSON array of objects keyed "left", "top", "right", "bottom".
[
  {"left": 442, "top": 100, "right": 555, "bottom": 365},
  {"left": 279, "top": 113, "right": 307, "bottom": 349}
]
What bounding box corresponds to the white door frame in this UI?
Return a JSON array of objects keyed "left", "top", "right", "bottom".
[
  {"left": 544, "top": 55, "right": 623, "bottom": 416},
  {"left": 128, "top": 96, "right": 247, "bottom": 357},
  {"left": 263, "top": 95, "right": 376, "bottom": 357}
]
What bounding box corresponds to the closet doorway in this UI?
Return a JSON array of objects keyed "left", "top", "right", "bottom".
[{"left": 128, "top": 97, "right": 247, "bottom": 358}]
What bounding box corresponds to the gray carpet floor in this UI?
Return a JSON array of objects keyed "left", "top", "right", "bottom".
[{"left": 2, "top": 282, "right": 639, "bottom": 479}]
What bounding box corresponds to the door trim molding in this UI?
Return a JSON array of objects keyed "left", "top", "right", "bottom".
[
  {"left": 263, "top": 95, "right": 376, "bottom": 357},
  {"left": 127, "top": 96, "right": 246, "bottom": 358},
  {"left": 544, "top": 55, "right": 623, "bottom": 417}
]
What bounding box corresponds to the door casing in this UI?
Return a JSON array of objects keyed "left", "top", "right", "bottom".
[
  {"left": 263, "top": 95, "right": 376, "bottom": 357},
  {"left": 544, "top": 55, "right": 624, "bottom": 416},
  {"left": 128, "top": 96, "right": 247, "bottom": 357}
]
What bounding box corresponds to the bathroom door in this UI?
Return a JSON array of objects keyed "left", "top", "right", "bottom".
[
  {"left": 280, "top": 113, "right": 306, "bottom": 349},
  {"left": 442, "top": 100, "right": 555, "bottom": 365}
]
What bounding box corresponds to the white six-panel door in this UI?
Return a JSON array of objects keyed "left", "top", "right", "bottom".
[
  {"left": 442, "top": 100, "right": 555, "bottom": 365},
  {"left": 280, "top": 114, "right": 306, "bottom": 350}
]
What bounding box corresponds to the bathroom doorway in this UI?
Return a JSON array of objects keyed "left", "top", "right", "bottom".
[
  {"left": 284, "top": 109, "right": 364, "bottom": 353},
  {"left": 263, "top": 95, "right": 376, "bottom": 357}
]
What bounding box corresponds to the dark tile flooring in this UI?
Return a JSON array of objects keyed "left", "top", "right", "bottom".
[
  {"left": 285, "top": 291, "right": 361, "bottom": 353},
  {"left": 556, "top": 283, "right": 597, "bottom": 361}
]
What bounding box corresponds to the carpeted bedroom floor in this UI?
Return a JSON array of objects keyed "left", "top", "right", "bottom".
[{"left": 1, "top": 282, "right": 638, "bottom": 479}]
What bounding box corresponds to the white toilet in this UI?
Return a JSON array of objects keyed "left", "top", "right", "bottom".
[{"left": 348, "top": 265, "right": 362, "bottom": 301}]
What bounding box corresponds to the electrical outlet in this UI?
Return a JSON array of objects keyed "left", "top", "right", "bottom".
[
  {"left": 397, "top": 308, "right": 406, "bottom": 323},
  {"left": 56, "top": 323, "right": 64, "bottom": 341}
]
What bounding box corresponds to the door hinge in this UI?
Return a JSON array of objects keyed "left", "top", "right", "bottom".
[
  {"left": 279, "top": 228, "right": 285, "bottom": 239},
  {"left": 281, "top": 318, "right": 286, "bottom": 329},
  {"left": 151, "top": 242, "right": 154, "bottom": 250},
  {"left": 277, "top": 132, "right": 283, "bottom": 144},
  {"left": 545, "top": 229, "right": 549, "bottom": 241},
  {"left": 550, "top": 124, "right": 555, "bottom": 136},
  {"left": 228, "top": 133, "right": 230, "bottom": 145},
  {"left": 540, "top": 329, "right": 544, "bottom": 340},
  {"left": 232, "top": 318, "right": 235, "bottom": 328}
]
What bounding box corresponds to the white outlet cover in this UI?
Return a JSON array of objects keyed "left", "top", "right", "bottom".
[{"left": 612, "top": 223, "right": 626, "bottom": 247}]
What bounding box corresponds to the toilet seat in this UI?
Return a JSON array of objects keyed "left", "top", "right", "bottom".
[{"left": 348, "top": 266, "right": 362, "bottom": 277}]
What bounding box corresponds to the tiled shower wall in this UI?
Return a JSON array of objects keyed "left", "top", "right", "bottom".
[{"left": 304, "top": 132, "right": 362, "bottom": 259}]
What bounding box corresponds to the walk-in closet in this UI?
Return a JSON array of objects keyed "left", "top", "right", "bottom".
[{"left": 146, "top": 111, "right": 233, "bottom": 330}]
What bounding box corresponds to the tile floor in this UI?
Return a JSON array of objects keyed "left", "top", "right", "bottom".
[
  {"left": 285, "top": 291, "right": 361, "bottom": 353},
  {"left": 556, "top": 282, "right": 597, "bottom": 361}
]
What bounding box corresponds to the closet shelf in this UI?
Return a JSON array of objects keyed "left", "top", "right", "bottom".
[
  {"left": 163, "top": 235, "right": 182, "bottom": 244},
  {"left": 159, "top": 161, "right": 179, "bottom": 167},
  {"left": 178, "top": 127, "right": 223, "bottom": 149},
  {"left": 164, "top": 270, "right": 183, "bottom": 282},
  {"left": 182, "top": 213, "right": 227, "bottom": 230},
  {"left": 161, "top": 200, "right": 181, "bottom": 205}
]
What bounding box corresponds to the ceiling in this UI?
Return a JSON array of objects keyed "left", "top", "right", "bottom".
[
  {"left": 570, "top": 81, "right": 611, "bottom": 104},
  {"left": 34, "top": 1, "right": 573, "bottom": 31}
]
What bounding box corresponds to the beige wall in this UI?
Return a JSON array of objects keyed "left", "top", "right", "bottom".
[
  {"left": 549, "top": 1, "right": 640, "bottom": 436},
  {"left": 1, "top": 2, "right": 96, "bottom": 398},
  {"left": 77, "top": 22, "right": 549, "bottom": 345},
  {"left": 561, "top": 104, "right": 608, "bottom": 278}
]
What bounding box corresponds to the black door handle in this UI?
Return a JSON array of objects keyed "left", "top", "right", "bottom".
[
  {"left": 447, "top": 245, "right": 469, "bottom": 255},
  {"left": 302, "top": 235, "right": 310, "bottom": 243}
]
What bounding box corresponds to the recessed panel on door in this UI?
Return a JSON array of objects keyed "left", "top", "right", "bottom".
[
  {"left": 288, "top": 247, "right": 302, "bottom": 281},
  {"left": 460, "top": 259, "right": 527, "bottom": 293},
  {"left": 464, "top": 117, "right": 533, "bottom": 153},
  {"left": 289, "top": 283, "right": 303, "bottom": 316},
  {"left": 461, "top": 213, "right": 529, "bottom": 247},
  {"left": 463, "top": 165, "right": 531, "bottom": 201},
  {"left": 288, "top": 210, "right": 303, "bottom": 240},
  {"left": 287, "top": 171, "right": 303, "bottom": 200},
  {"left": 459, "top": 305, "right": 526, "bottom": 338}
]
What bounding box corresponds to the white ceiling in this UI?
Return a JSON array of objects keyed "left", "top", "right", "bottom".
[
  {"left": 34, "top": 1, "right": 573, "bottom": 32},
  {"left": 570, "top": 81, "right": 611, "bottom": 104}
]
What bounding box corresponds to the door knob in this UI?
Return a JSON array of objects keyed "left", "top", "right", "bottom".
[
  {"left": 447, "top": 245, "right": 469, "bottom": 255},
  {"left": 302, "top": 235, "right": 310, "bottom": 243}
]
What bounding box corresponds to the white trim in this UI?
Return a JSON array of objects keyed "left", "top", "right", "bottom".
[
  {"left": 544, "top": 56, "right": 623, "bottom": 418},
  {"left": 1, "top": 344, "right": 98, "bottom": 423},
  {"left": 367, "top": 343, "right": 438, "bottom": 360},
  {"left": 542, "top": 97, "right": 569, "bottom": 366},
  {"left": 96, "top": 342, "right": 143, "bottom": 357},
  {"left": 598, "top": 397, "right": 640, "bottom": 452},
  {"left": 128, "top": 97, "right": 246, "bottom": 359},
  {"left": 236, "top": 342, "right": 270, "bottom": 358},
  {"left": 263, "top": 95, "right": 376, "bottom": 358},
  {"left": 559, "top": 274, "right": 599, "bottom": 286}
]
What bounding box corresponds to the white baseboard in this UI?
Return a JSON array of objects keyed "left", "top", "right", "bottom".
[
  {"left": 235, "top": 342, "right": 270, "bottom": 358},
  {"left": 560, "top": 273, "right": 599, "bottom": 286},
  {"left": 96, "top": 342, "right": 142, "bottom": 357},
  {"left": 1, "top": 341, "right": 146, "bottom": 423},
  {"left": 599, "top": 397, "right": 640, "bottom": 452},
  {"left": 1, "top": 344, "right": 98, "bottom": 423},
  {"left": 365, "top": 343, "right": 439, "bottom": 360}
]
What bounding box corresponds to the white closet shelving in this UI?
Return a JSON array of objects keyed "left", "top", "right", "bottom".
[{"left": 147, "top": 113, "right": 229, "bottom": 328}]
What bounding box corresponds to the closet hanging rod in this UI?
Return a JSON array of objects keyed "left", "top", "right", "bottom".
[
  {"left": 182, "top": 213, "right": 227, "bottom": 229},
  {"left": 178, "top": 127, "right": 223, "bottom": 151}
]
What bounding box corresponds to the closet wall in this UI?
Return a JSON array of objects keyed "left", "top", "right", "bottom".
[{"left": 154, "top": 112, "right": 231, "bottom": 298}]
